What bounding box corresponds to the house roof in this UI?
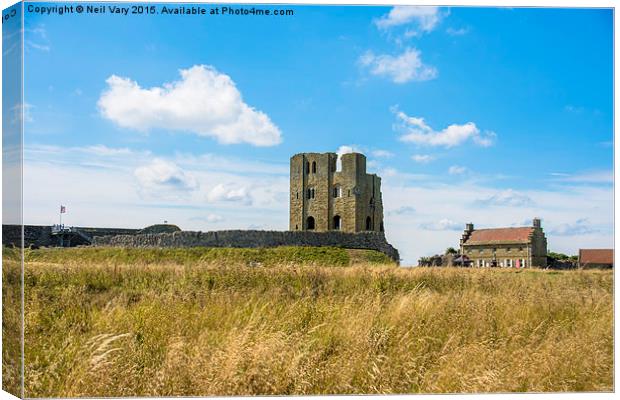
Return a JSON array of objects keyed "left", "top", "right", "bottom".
[
  {"left": 463, "top": 227, "right": 534, "bottom": 245},
  {"left": 579, "top": 249, "right": 614, "bottom": 265}
]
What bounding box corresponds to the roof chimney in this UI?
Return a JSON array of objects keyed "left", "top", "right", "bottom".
[
  {"left": 533, "top": 218, "right": 541, "bottom": 228},
  {"left": 465, "top": 223, "right": 474, "bottom": 232}
]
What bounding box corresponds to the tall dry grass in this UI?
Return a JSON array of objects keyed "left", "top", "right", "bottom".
[{"left": 17, "top": 247, "right": 613, "bottom": 396}]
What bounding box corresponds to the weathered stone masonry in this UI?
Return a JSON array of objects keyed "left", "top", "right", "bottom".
[
  {"left": 93, "top": 230, "right": 400, "bottom": 262},
  {"left": 290, "top": 152, "right": 384, "bottom": 233}
]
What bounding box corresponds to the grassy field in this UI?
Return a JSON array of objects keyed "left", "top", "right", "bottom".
[{"left": 5, "top": 246, "right": 614, "bottom": 396}]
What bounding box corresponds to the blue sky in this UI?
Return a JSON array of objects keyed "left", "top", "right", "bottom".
[{"left": 18, "top": 4, "right": 613, "bottom": 263}]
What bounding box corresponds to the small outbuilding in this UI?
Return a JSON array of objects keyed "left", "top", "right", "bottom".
[{"left": 578, "top": 249, "right": 614, "bottom": 269}]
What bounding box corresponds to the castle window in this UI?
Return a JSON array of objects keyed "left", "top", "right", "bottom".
[
  {"left": 306, "top": 188, "right": 315, "bottom": 199},
  {"left": 305, "top": 161, "right": 310, "bottom": 175},
  {"left": 296, "top": 192, "right": 298, "bottom": 200},
  {"left": 348, "top": 189, "right": 351, "bottom": 197},
  {"left": 333, "top": 185, "right": 342, "bottom": 198},
  {"left": 312, "top": 161, "right": 317, "bottom": 174},
  {"left": 365, "top": 216, "right": 372, "bottom": 231},
  {"left": 333, "top": 215, "right": 341, "bottom": 230},
  {"left": 380, "top": 222, "right": 384, "bottom": 232},
  {"left": 306, "top": 216, "right": 315, "bottom": 230}
]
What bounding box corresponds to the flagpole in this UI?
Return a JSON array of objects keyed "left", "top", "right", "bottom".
[{"left": 59, "top": 205, "right": 62, "bottom": 228}]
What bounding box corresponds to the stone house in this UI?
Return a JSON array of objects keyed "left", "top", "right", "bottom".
[
  {"left": 460, "top": 218, "right": 548, "bottom": 268},
  {"left": 289, "top": 152, "right": 384, "bottom": 233},
  {"left": 578, "top": 249, "right": 614, "bottom": 269}
]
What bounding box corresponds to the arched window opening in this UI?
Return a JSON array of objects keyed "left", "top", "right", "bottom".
[
  {"left": 366, "top": 216, "right": 372, "bottom": 231},
  {"left": 307, "top": 216, "right": 315, "bottom": 230},
  {"left": 312, "top": 161, "right": 317, "bottom": 174},
  {"left": 295, "top": 224, "right": 298, "bottom": 230},
  {"left": 380, "top": 222, "right": 384, "bottom": 232},
  {"left": 305, "top": 161, "right": 310, "bottom": 175},
  {"left": 333, "top": 215, "right": 341, "bottom": 230},
  {"left": 333, "top": 185, "right": 342, "bottom": 198},
  {"left": 307, "top": 187, "right": 315, "bottom": 199}
]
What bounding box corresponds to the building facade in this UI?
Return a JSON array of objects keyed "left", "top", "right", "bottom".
[
  {"left": 289, "top": 152, "right": 384, "bottom": 233},
  {"left": 578, "top": 249, "right": 614, "bottom": 269},
  {"left": 460, "top": 218, "right": 548, "bottom": 268}
]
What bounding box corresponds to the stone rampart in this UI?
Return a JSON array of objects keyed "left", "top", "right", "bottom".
[
  {"left": 92, "top": 230, "right": 401, "bottom": 262},
  {"left": 2, "top": 225, "right": 141, "bottom": 248}
]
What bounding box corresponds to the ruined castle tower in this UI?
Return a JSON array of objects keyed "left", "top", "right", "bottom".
[{"left": 289, "top": 152, "right": 384, "bottom": 233}]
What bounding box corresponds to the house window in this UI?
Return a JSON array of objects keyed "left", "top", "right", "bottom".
[
  {"left": 333, "top": 215, "right": 341, "bottom": 230},
  {"left": 312, "top": 161, "right": 317, "bottom": 174},
  {"left": 306, "top": 216, "right": 315, "bottom": 230},
  {"left": 333, "top": 185, "right": 342, "bottom": 198},
  {"left": 506, "top": 259, "right": 512, "bottom": 268}
]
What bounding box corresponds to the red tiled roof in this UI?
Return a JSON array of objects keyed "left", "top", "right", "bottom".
[
  {"left": 464, "top": 227, "right": 534, "bottom": 245},
  {"left": 579, "top": 249, "right": 614, "bottom": 265}
]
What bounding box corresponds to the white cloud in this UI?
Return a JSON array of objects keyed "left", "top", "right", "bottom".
[
  {"left": 550, "top": 218, "right": 598, "bottom": 236},
  {"left": 134, "top": 159, "right": 199, "bottom": 196},
  {"left": 394, "top": 108, "right": 496, "bottom": 148},
  {"left": 83, "top": 145, "right": 132, "bottom": 156},
  {"left": 446, "top": 27, "right": 469, "bottom": 36},
  {"left": 419, "top": 218, "right": 463, "bottom": 231},
  {"left": 552, "top": 170, "right": 613, "bottom": 184},
  {"left": 190, "top": 214, "right": 224, "bottom": 223},
  {"left": 372, "top": 149, "right": 394, "bottom": 158},
  {"left": 336, "top": 145, "right": 363, "bottom": 170},
  {"left": 375, "top": 6, "right": 443, "bottom": 33},
  {"left": 564, "top": 105, "right": 584, "bottom": 114},
  {"left": 25, "top": 26, "right": 50, "bottom": 52},
  {"left": 336, "top": 145, "right": 362, "bottom": 157},
  {"left": 388, "top": 206, "right": 416, "bottom": 216},
  {"left": 448, "top": 165, "right": 467, "bottom": 175},
  {"left": 98, "top": 65, "right": 282, "bottom": 147},
  {"left": 360, "top": 48, "right": 437, "bottom": 84},
  {"left": 476, "top": 189, "right": 535, "bottom": 207},
  {"left": 207, "top": 183, "right": 252, "bottom": 205},
  {"left": 12, "top": 103, "right": 34, "bottom": 124},
  {"left": 411, "top": 154, "right": 434, "bottom": 163}
]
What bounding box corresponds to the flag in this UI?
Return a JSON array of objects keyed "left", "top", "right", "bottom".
[{"left": 60, "top": 205, "right": 66, "bottom": 214}]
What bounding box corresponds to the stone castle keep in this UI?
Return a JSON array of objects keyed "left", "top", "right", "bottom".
[{"left": 289, "top": 152, "right": 384, "bottom": 233}]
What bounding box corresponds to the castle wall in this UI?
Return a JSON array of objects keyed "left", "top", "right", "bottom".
[
  {"left": 92, "top": 230, "right": 400, "bottom": 262},
  {"left": 2, "top": 225, "right": 140, "bottom": 248},
  {"left": 290, "top": 152, "right": 384, "bottom": 233}
]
